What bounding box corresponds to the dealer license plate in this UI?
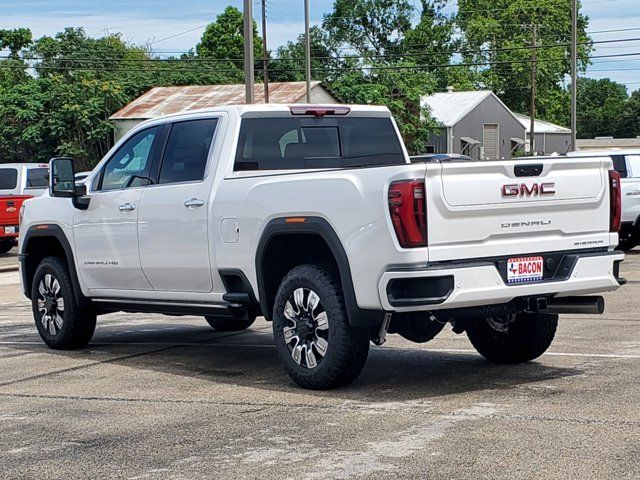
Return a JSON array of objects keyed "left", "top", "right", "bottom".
[
  {"left": 507, "top": 256, "right": 544, "bottom": 284},
  {"left": 4, "top": 226, "right": 16, "bottom": 235}
]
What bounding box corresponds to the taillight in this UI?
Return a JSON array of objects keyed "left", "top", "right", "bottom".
[
  {"left": 388, "top": 180, "right": 427, "bottom": 248},
  {"left": 609, "top": 170, "right": 621, "bottom": 232},
  {"left": 19, "top": 204, "right": 25, "bottom": 227}
]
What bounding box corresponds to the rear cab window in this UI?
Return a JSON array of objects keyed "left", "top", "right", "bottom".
[
  {"left": 0, "top": 168, "right": 18, "bottom": 191},
  {"left": 25, "top": 168, "right": 49, "bottom": 189},
  {"left": 234, "top": 116, "right": 405, "bottom": 171}
]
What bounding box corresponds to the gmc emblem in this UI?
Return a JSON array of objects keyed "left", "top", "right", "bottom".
[{"left": 502, "top": 182, "right": 556, "bottom": 197}]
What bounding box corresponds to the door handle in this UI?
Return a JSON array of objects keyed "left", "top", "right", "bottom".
[
  {"left": 119, "top": 202, "right": 136, "bottom": 212},
  {"left": 184, "top": 198, "right": 205, "bottom": 208}
]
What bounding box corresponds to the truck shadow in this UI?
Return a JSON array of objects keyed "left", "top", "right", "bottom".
[{"left": 3, "top": 320, "right": 583, "bottom": 403}]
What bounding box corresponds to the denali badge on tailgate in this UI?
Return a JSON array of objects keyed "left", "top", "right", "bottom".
[{"left": 507, "top": 256, "right": 544, "bottom": 283}]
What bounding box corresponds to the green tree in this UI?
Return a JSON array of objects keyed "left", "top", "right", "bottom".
[
  {"left": 196, "top": 6, "right": 262, "bottom": 74},
  {"left": 269, "top": 26, "right": 345, "bottom": 83},
  {"left": 577, "top": 77, "right": 629, "bottom": 139},
  {"left": 0, "top": 28, "right": 32, "bottom": 58},
  {"left": 618, "top": 89, "right": 640, "bottom": 138},
  {"left": 456, "top": 0, "right": 591, "bottom": 125},
  {"left": 323, "top": 0, "right": 414, "bottom": 57},
  {"left": 400, "top": 1, "right": 460, "bottom": 90}
]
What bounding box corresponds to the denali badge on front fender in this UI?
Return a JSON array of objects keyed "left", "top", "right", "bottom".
[{"left": 502, "top": 182, "right": 556, "bottom": 197}]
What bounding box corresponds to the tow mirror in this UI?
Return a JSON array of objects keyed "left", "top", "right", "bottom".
[
  {"left": 49, "top": 157, "right": 90, "bottom": 210},
  {"left": 50, "top": 157, "right": 77, "bottom": 198}
]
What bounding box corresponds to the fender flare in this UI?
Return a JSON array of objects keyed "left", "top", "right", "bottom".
[
  {"left": 255, "top": 217, "right": 384, "bottom": 328},
  {"left": 21, "top": 224, "right": 88, "bottom": 307}
]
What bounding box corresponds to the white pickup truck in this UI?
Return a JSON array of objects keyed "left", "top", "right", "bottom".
[{"left": 19, "top": 104, "right": 625, "bottom": 389}]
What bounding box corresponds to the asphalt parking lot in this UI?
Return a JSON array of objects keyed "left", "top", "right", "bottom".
[{"left": 0, "top": 252, "right": 638, "bottom": 479}]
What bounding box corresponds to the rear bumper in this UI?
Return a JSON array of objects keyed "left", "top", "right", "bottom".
[{"left": 378, "top": 251, "right": 625, "bottom": 312}]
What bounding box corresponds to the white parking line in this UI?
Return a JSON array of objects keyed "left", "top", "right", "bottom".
[{"left": 0, "top": 341, "right": 639, "bottom": 358}]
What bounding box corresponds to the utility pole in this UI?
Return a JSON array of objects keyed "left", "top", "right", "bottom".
[
  {"left": 529, "top": 24, "right": 537, "bottom": 156},
  {"left": 571, "top": 0, "right": 578, "bottom": 150},
  {"left": 304, "top": 0, "right": 311, "bottom": 103},
  {"left": 261, "top": 0, "right": 269, "bottom": 103},
  {"left": 243, "top": 0, "right": 255, "bottom": 104}
]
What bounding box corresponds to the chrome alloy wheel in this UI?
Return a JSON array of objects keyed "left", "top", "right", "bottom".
[
  {"left": 37, "top": 274, "right": 64, "bottom": 336},
  {"left": 283, "top": 288, "right": 329, "bottom": 369}
]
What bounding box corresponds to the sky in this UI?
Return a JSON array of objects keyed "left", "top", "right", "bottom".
[{"left": 1, "top": 0, "right": 639, "bottom": 92}]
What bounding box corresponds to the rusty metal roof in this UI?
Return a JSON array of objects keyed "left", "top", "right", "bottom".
[{"left": 110, "top": 81, "right": 329, "bottom": 120}]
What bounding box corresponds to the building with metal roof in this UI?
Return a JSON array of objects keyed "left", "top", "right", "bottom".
[
  {"left": 421, "top": 90, "right": 526, "bottom": 160},
  {"left": 109, "top": 82, "right": 340, "bottom": 141},
  {"left": 514, "top": 113, "right": 572, "bottom": 155}
]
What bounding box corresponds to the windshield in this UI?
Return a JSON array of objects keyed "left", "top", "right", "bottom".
[{"left": 0, "top": 168, "right": 18, "bottom": 190}]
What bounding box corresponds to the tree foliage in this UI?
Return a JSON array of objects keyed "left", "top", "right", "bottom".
[
  {"left": 457, "top": 0, "right": 591, "bottom": 126},
  {"left": 577, "top": 78, "right": 631, "bottom": 139}
]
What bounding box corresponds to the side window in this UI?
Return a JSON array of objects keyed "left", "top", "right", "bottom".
[
  {"left": 100, "top": 126, "right": 160, "bottom": 191},
  {"left": 626, "top": 155, "right": 640, "bottom": 178},
  {"left": 158, "top": 119, "right": 218, "bottom": 184},
  {"left": 25, "top": 168, "right": 49, "bottom": 188}
]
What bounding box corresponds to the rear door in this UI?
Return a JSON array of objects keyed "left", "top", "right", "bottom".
[
  {"left": 426, "top": 157, "right": 611, "bottom": 261},
  {"left": 137, "top": 117, "right": 219, "bottom": 293}
]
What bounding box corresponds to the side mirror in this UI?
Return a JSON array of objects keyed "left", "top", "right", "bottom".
[
  {"left": 49, "top": 157, "right": 90, "bottom": 210},
  {"left": 50, "top": 157, "right": 77, "bottom": 198}
]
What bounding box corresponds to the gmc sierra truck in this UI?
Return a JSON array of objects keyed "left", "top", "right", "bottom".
[{"left": 19, "top": 105, "right": 625, "bottom": 389}]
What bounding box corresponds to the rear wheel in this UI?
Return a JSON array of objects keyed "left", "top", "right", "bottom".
[
  {"left": 31, "top": 256, "right": 96, "bottom": 349},
  {"left": 466, "top": 312, "right": 558, "bottom": 364},
  {"left": 272, "top": 264, "right": 370, "bottom": 390},
  {"left": 204, "top": 315, "right": 255, "bottom": 332},
  {"left": 0, "top": 239, "right": 14, "bottom": 254}
]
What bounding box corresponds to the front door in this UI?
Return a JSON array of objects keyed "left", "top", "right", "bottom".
[
  {"left": 74, "top": 125, "right": 162, "bottom": 291},
  {"left": 137, "top": 118, "right": 219, "bottom": 293}
]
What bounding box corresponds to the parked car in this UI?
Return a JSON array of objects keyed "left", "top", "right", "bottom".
[
  {"left": 18, "top": 105, "right": 624, "bottom": 389},
  {"left": 0, "top": 163, "right": 49, "bottom": 253},
  {"left": 569, "top": 150, "right": 640, "bottom": 250},
  {"left": 74, "top": 171, "right": 92, "bottom": 184}
]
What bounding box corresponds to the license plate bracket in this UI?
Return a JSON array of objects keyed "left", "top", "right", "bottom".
[{"left": 506, "top": 256, "right": 544, "bottom": 284}]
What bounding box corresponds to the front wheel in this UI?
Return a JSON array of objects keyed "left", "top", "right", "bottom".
[
  {"left": 466, "top": 312, "right": 558, "bottom": 364},
  {"left": 31, "top": 256, "right": 96, "bottom": 349},
  {"left": 273, "top": 264, "right": 370, "bottom": 390}
]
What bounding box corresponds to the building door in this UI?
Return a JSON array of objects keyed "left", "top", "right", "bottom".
[{"left": 483, "top": 124, "right": 499, "bottom": 160}]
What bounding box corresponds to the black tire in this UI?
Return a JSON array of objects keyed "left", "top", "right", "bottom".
[
  {"left": 617, "top": 236, "right": 638, "bottom": 251},
  {"left": 31, "top": 256, "right": 96, "bottom": 350},
  {"left": 466, "top": 312, "right": 558, "bottom": 364},
  {"left": 0, "top": 239, "right": 14, "bottom": 254},
  {"left": 272, "top": 264, "right": 370, "bottom": 390},
  {"left": 204, "top": 315, "right": 255, "bottom": 332}
]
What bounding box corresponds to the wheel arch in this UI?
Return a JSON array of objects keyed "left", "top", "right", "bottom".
[
  {"left": 21, "top": 224, "right": 89, "bottom": 307},
  {"left": 255, "top": 217, "right": 383, "bottom": 327}
]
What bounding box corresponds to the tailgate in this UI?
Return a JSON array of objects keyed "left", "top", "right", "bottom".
[
  {"left": 426, "top": 158, "right": 612, "bottom": 261},
  {"left": 0, "top": 195, "right": 31, "bottom": 225}
]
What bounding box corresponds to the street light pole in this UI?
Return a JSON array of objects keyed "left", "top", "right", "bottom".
[
  {"left": 243, "top": 0, "right": 255, "bottom": 104},
  {"left": 571, "top": 0, "right": 578, "bottom": 150},
  {"left": 304, "top": 0, "right": 311, "bottom": 103},
  {"left": 261, "top": 0, "right": 269, "bottom": 103}
]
